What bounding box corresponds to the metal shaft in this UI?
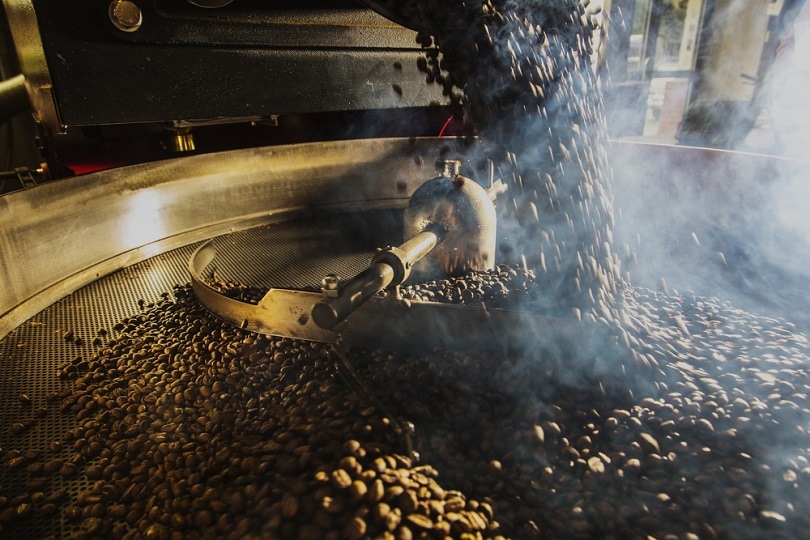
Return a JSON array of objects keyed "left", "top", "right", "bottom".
[
  {"left": 311, "top": 229, "right": 440, "bottom": 330},
  {"left": 0, "top": 74, "right": 29, "bottom": 124}
]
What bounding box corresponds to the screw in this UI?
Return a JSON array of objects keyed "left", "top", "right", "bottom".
[
  {"left": 109, "top": 0, "right": 143, "bottom": 32},
  {"left": 321, "top": 274, "right": 340, "bottom": 298}
]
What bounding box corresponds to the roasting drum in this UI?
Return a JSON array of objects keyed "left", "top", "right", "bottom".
[{"left": 1, "top": 137, "right": 808, "bottom": 538}]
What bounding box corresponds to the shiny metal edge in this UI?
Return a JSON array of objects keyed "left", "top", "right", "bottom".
[
  {"left": 2, "top": 0, "right": 64, "bottom": 135},
  {"left": 188, "top": 240, "right": 339, "bottom": 343},
  {"left": 6, "top": 138, "right": 797, "bottom": 343},
  {"left": 0, "top": 137, "right": 473, "bottom": 340},
  {"left": 2, "top": 210, "right": 306, "bottom": 340}
]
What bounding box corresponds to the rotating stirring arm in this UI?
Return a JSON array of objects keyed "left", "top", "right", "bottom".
[
  {"left": 312, "top": 159, "right": 499, "bottom": 331},
  {"left": 187, "top": 157, "right": 567, "bottom": 353},
  {"left": 311, "top": 228, "right": 441, "bottom": 330}
]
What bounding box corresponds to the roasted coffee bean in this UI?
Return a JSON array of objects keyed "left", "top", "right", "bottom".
[
  {"left": 80, "top": 517, "right": 103, "bottom": 535},
  {"left": 0, "top": 507, "right": 16, "bottom": 525},
  {"left": 344, "top": 516, "right": 367, "bottom": 540},
  {"left": 15, "top": 502, "right": 32, "bottom": 518},
  {"left": 39, "top": 503, "right": 58, "bottom": 516},
  {"left": 86, "top": 465, "right": 103, "bottom": 480},
  {"left": 9, "top": 422, "right": 27, "bottom": 435},
  {"left": 59, "top": 462, "right": 78, "bottom": 478},
  {"left": 27, "top": 478, "right": 48, "bottom": 491},
  {"left": 44, "top": 489, "right": 67, "bottom": 504},
  {"left": 331, "top": 469, "right": 353, "bottom": 489},
  {"left": 64, "top": 505, "right": 82, "bottom": 521},
  {"left": 43, "top": 458, "right": 63, "bottom": 474}
]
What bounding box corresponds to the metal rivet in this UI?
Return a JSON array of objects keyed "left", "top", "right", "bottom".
[{"left": 109, "top": 0, "right": 143, "bottom": 32}]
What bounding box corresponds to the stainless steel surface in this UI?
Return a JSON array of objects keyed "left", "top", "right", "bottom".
[
  {"left": 2, "top": 0, "right": 64, "bottom": 135},
  {"left": 310, "top": 263, "right": 396, "bottom": 331},
  {"left": 189, "top": 222, "right": 584, "bottom": 353},
  {"left": 0, "top": 137, "right": 472, "bottom": 340},
  {"left": 0, "top": 73, "right": 30, "bottom": 122},
  {"left": 403, "top": 165, "right": 498, "bottom": 281},
  {"left": 4, "top": 138, "right": 807, "bottom": 345},
  {"left": 358, "top": 0, "right": 425, "bottom": 32},
  {"left": 190, "top": 240, "right": 339, "bottom": 343}
]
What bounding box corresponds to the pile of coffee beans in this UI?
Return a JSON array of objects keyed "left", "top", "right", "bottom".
[
  {"left": 4, "top": 278, "right": 810, "bottom": 539},
  {"left": 352, "top": 284, "right": 810, "bottom": 540},
  {"left": 398, "top": 264, "right": 541, "bottom": 310},
  {"left": 1, "top": 287, "right": 503, "bottom": 539},
  {"left": 385, "top": 1, "right": 810, "bottom": 538}
]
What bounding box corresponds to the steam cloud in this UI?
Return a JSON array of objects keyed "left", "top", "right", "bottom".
[{"left": 383, "top": 0, "right": 810, "bottom": 537}]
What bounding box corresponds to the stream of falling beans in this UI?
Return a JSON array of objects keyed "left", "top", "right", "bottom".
[
  {"left": 391, "top": 0, "right": 810, "bottom": 538},
  {"left": 408, "top": 0, "right": 616, "bottom": 317}
]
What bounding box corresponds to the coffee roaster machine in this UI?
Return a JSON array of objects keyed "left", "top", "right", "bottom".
[
  {"left": 1, "top": 1, "right": 810, "bottom": 538},
  {"left": 1, "top": 0, "right": 604, "bottom": 350}
]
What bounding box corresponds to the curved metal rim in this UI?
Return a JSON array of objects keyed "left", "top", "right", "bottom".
[
  {"left": 0, "top": 137, "right": 475, "bottom": 340},
  {"left": 188, "top": 240, "right": 338, "bottom": 342}
]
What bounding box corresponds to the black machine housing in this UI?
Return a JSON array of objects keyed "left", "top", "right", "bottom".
[
  {"left": 3, "top": 0, "right": 448, "bottom": 173},
  {"left": 37, "top": 0, "right": 442, "bottom": 125}
]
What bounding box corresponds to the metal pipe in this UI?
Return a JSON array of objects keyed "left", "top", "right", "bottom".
[{"left": 311, "top": 229, "right": 440, "bottom": 330}]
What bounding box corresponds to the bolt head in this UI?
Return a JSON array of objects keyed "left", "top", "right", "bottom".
[
  {"left": 437, "top": 159, "right": 462, "bottom": 178},
  {"left": 321, "top": 274, "right": 340, "bottom": 297},
  {"left": 109, "top": 0, "right": 143, "bottom": 32},
  {"left": 322, "top": 274, "right": 339, "bottom": 290}
]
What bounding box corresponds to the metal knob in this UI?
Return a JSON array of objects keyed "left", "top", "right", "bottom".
[{"left": 438, "top": 159, "right": 462, "bottom": 178}]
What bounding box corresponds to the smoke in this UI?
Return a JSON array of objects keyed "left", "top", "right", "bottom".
[
  {"left": 384, "top": 0, "right": 810, "bottom": 536},
  {"left": 742, "top": 0, "right": 810, "bottom": 157},
  {"left": 612, "top": 145, "right": 810, "bottom": 330},
  {"left": 398, "top": 0, "right": 810, "bottom": 362}
]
